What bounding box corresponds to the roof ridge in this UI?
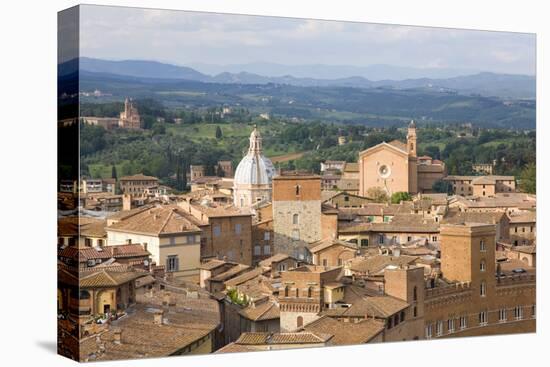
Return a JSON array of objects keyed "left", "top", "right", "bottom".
[{"left": 157, "top": 208, "right": 174, "bottom": 234}]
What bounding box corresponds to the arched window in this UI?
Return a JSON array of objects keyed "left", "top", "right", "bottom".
[
  {"left": 284, "top": 286, "right": 289, "bottom": 297},
  {"left": 307, "top": 287, "right": 313, "bottom": 298},
  {"left": 297, "top": 316, "right": 304, "bottom": 328},
  {"left": 292, "top": 213, "right": 299, "bottom": 225},
  {"left": 413, "top": 286, "right": 418, "bottom": 301}
]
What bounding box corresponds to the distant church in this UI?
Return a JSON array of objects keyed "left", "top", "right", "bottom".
[
  {"left": 358, "top": 120, "right": 446, "bottom": 196},
  {"left": 119, "top": 98, "right": 141, "bottom": 129}
]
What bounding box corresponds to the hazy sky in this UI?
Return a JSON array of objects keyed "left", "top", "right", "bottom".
[{"left": 79, "top": 5, "right": 535, "bottom": 76}]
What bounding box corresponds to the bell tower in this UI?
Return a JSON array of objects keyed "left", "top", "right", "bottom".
[{"left": 407, "top": 120, "right": 417, "bottom": 157}]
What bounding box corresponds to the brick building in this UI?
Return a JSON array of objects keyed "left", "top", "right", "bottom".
[{"left": 272, "top": 173, "right": 322, "bottom": 259}]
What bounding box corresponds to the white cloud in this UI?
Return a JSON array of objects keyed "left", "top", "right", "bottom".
[{"left": 78, "top": 5, "right": 535, "bottom": 75}]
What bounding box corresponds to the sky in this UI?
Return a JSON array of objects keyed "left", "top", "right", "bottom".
[{"left": 78, "top": 5, "right": 536, "bottom": 77}]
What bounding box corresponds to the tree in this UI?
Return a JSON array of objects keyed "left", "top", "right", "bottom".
[
  {"left": 111, "top": 165, "right": 118, "bottom": 180},
  {"left": 432, "top": 179, "right": 451, "bottom": 194},
  {"left": 366, "top": 187, "right": 389, "bottom": 203},
  {"left": 519, "top": 163, "right": 536, "bottom": 194},
  {"left": 215, "top": 125, "right": 223, "bottom": 139},
  {"left": 391, "top": 191, "right": 412, "bottom": 204},
  {"left": 152, "top": 122, "right": 166, "bottom": 135}
]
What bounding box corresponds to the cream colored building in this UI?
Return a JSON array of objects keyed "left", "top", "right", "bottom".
[{"left": 106, "top": 205, "right": 202, "bottom": 279}]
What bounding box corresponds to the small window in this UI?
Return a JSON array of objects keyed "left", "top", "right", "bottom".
[
  {"left": 264, "top": 232, "right": 271, "bottom": 241},
  {"left": 413, "top": 286, "right": 418, "bottom": 301},
  {"left": 436, "top": 321, "right": 443, "bottom": 336},
  {"left": 360, "top": 239, "right": 369, "bottom": 247},
  {"left": 295, "top": 185, "right": 300, "bottom": 196},
  {"left": 235, "top": 223, "right": 242, "bottom": 234},
  {"left": 531, "top": 305, "right": 536, "bottom": 318},
  {"left": 499, "top": 308, "right": 507, "bottom": 322},
  {"left": 479, "top": 311, "right": 488, "bottom": 325},
  {"left": 254, "top": 245, "right": 261, "bottom": 256},
  {"left": 514, "top": 306, "right": 523, "bottom": 320},
  {"left": 307, "top": 287, "right": 313, "bottom": 298},
  {"left": 480, "top": 281, "right": 486, "bottom": 297},
  {"left": 284, "top": 286, "right": 289, "bottom": 297},
  {"left": 447, "top": 319, "right": 455, "bottom": 333},
  {"left": 295, "top": 288, "right": 299, "bottom": 298},
  {"left": 459, "top": 316, "right": 467, "bottom": 330},
  {"left": 378, "top": 235, "right": 384, "bottom": 245},
  {"left": 292, "top": 214, "right": 299, "bottom": 225},
  {"left": 480, "top": 240, "right": 486, "bottom": 252},
  {"left": 413, "top": 306, "right": 417, "bottom": 317},
  {"left": 263, "top": 245, "right": 271, "bottom": 255},
  {"left": 166, "top": 255, "right": 179, "bottom": 272},
  {"left": 425, "top": 324, "right": 433, "bottom": 339},
  {"left": 213, "top": 225, "right": 221, "bottom": 237},
  {"left": 480, "top": 260, "right": 486, "bottom": 272},
  {"left": 297, "top": 316, "right": 303, "bottom": 327}
]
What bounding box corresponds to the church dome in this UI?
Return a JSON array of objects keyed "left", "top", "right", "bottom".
[{"left": 234, "top": 126, "right": 275, "bottom": 186}]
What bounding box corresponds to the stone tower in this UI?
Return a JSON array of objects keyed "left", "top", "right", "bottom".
[
  {"left": 407, "top": 120, "right": 417, "bottom": 157},
  {"left": 440, "top": 223, "right": 497, "bottom": 301},
  {"left": 272, "top": 173, "right": 321, "bottom": 259}
]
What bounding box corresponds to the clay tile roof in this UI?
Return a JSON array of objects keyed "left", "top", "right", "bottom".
[
  {"left": 442, "top": 210, "right": 506, "bottom": 225},
  {"left": 235, "top": 332, "right": 270, "bottom": 345},
  {"left": 79, "top": 269, "right": 147, "bottom": 288},
  {"left": 109, "top": 244, "right": 150, "bottom": 258},
  {"left": 343, "top": 162, "right": 359, "bottom": 172},
  {"left": 199, "top": 259, "right": 229, "bottom": 270},
  {"left": 107, "top": 205, "right": 201, "bottom": 236},
  {"left": 348, "top": 255, "right": 418, "bottom": 274},
  {"left": 269, "top": 332, "right": 332, "bottom": 344},
  {"left": 302, "top": 316, "right": 384, "bottom": 345},
  {"left": 214, "top": 343, "right": 256, "bottom": 354},
  {"left": 509, "top": 211, "right": 536, "bottom": 223},
  {"left": 225, "top": 267, "right": 268, "bottom": 288},
  {"left": 239, "top": 301, "right": 280, "bottom": 321},
  {"left": 387, "top": 140, "right": 407, "bottom": 152},
  {"left": 258, "top": 253, "right": 291, "bottom": 267},
  {"left": 119, "top": 173, "right": 158, "bottom": 181},
  {"left": 210, "top": 264, "right": 250, "bottom": 282},
  {"left": 58, "top": 246, "right": 113, "bottom": 262},
  {"left": 308, "top": 238, "right": 357, "bottom": 253}
]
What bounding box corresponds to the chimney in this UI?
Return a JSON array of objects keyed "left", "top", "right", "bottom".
[
  {"left": 112, "top": 327, "right": 122, "bottom": 344},
  {"left": 153, "top": 310, "right": 165, "bottom": 325}
]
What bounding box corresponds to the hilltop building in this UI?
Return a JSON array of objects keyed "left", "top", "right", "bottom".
[
  {"left": 358, "top": 121, "right": 446, "bottom": 196},
  {"left": 119, "top": 97, "right": 141, "bottom": 129},
  {"left": 233, "top": 126, "right": 275, "bottom": 208}
]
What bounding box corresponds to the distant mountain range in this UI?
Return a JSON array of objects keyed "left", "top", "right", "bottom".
[{"left": 73, "top": 57, "right": 535, "bottom": 99}]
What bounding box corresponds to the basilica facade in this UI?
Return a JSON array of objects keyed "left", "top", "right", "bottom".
[{"left": 358, "top": 121, "right": 446, "bottom": 196}]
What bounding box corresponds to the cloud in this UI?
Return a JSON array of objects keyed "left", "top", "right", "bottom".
[{"left": 78, "top": 5, "right": 535, "bottom": 75}]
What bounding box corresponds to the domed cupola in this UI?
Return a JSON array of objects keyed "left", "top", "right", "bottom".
[{"left": 233, "top": 125, "right": 275, "bottom": 208}]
